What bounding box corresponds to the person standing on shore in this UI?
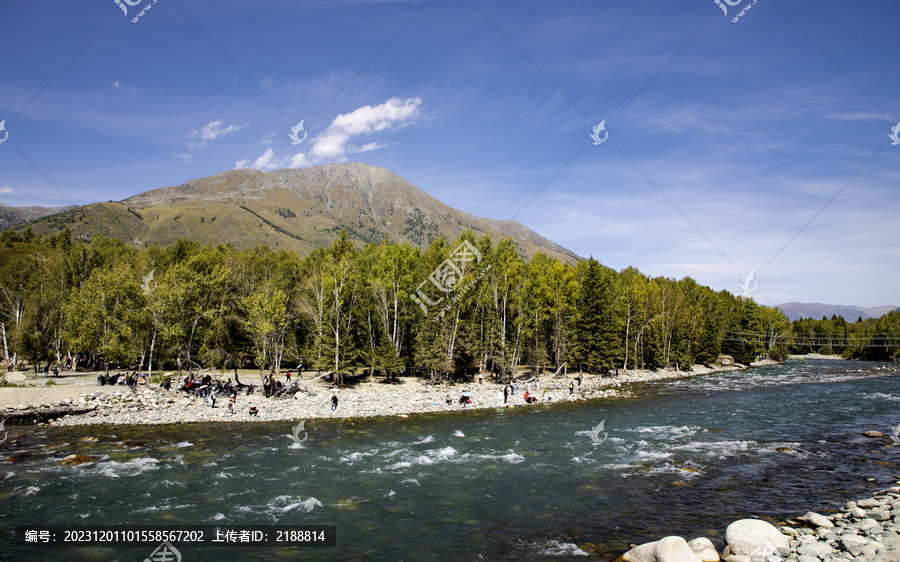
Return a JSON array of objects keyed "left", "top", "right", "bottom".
[
  {"left": 331, "top": 394, "right": 338, "bottom": 411},
  {"left": 227, "top": 395, "right": 235, "bottom": 414},
  {"left": 503, "top": 385, "right": 509, "bottom": 404},
  {"left": 569, "top": 382, "right": 574, "bottom": 395}
]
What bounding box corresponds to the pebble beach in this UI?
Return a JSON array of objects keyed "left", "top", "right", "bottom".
[{"left": 2, "top": 363, "right": 751, "bottom": 427}]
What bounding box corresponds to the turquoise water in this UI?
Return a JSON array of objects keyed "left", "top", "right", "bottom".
[{"left": 2, "top": 360, "right": 899, "bottom": 561}]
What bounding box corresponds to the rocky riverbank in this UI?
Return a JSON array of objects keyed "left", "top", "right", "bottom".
[
  {"left": 0, "top": 363, "right": 755, "bottom": 427},
  {"left": 621, "top": 485, "right": 900, "bottom": 562}
]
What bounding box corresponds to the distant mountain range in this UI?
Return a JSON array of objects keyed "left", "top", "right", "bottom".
[
  {"left": 0, "top": 203, "right": 68, "bottom": 231},
  {"left": 9, "top": 163, "right": 580, "bottom": 263},
  {"left": 777, "top": 302, "right": 898, "bottom": 322}
]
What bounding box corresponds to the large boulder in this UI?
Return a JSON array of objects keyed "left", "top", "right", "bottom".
[
  {"left": 4, "top": 373, "right": 26, "bottom": 383},
  {"left": 623, "top": 541, "right": 659, "bottom": 562},
  {"left": 724, "top": 519, "right": 789, "bottom": 557},
  {"left": 656, "top": 536, "right": 702, "bottom": 562}
]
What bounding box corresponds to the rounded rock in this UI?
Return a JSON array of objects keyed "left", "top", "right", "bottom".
[
  {"left": 725, "top": 519, "right": 790, "bottom": 557},
  {"left": 653, "top": 537, "right": 702, "bottom": 562},
  {"left": 688, "top": 537, "right": 720, "bottom": 562},
  {"left": 801, "top": 512, "right": 834, "bottom": 529}
]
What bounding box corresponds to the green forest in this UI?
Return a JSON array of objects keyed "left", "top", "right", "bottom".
[{"left": 0, "top": 227, "right": 897, "bottom": 381}]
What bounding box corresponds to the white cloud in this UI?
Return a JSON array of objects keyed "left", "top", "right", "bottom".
[
  {"left": 310, "top": 96, "right": 421, "bottom": 163},
  {"left": 0, "top": 187, "right": 17, "bottom": 195},
  {"left": 173, "top": 153, "right": 193, "bottom": 162},
  {"left": 235, "top": 96, "right": 422, "bottom": 171},
  {"left": 187, "top": 120, "right": 246, "bottom": 150},
  {"left": 113, "top": 81, "right": 121, "bottom": 89},
  {"left": 236, "top": 148, "right": 276, "bottom": 170}
]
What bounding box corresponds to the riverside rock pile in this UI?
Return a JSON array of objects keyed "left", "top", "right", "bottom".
[
  {"left": 35, "top": 383, "right": 627, "bottom": 426},
  {"left": 622, "top": 486, "right": 900, "bottom": 562},
  {"left": 0, "top": 363, "right": 745, "bottom": 427}
]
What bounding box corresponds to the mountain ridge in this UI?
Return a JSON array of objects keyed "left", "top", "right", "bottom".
[
  {"left": 16, "top": 163, "right": 581, "bottom": 263},
  {"left": 777, "top": 301, "right": 898, "bottom": 322}
]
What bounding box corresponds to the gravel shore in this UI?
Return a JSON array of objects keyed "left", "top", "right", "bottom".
[
  {"left": 1, "top": 363, "right": 753, "bottom": 427},
  {"left": 622, "top": 479, "right": 900, "bottom": 562}
]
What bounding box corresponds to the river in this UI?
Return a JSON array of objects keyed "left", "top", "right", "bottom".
[{"left": 2, "top": 359, "right": 899, "bottom": 561}]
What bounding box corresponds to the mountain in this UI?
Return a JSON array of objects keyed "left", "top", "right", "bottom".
[
  {"left": 18, "top": 163, "right": 581, "bottom": 262},
  {"left": 0, "top": 203, "right": 68, "bottom": 230},
  {"left": 777, "top": 302, "right": 898, "bottom": 322}
]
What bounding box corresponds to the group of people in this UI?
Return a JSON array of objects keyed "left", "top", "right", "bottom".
[
  {"left": 178, "top": 374, "right": 236, "bottom": 412},
  {"left": 97, "top": 372, "right": 147, "bottom": 388},
  {"left": 452, "top": 376, "right": 586, "bottom": 408}
]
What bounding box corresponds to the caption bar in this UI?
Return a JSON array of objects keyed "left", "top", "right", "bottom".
[{"left": 15, "top": 525, "right": 336, "bottom": 547}]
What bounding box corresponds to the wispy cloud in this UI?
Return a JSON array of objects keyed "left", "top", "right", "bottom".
[
  {"left": 236, "top": 148, "right": 275, "bottom": 171},
  {"left": 0, "top": 187, "right": 17, "bottom": 196},
  {"left": 187, "top": 120, "right": 247, "bottom": 151},
  {"left": 237, "top": 97, "right": 422, "bottom": 171}
]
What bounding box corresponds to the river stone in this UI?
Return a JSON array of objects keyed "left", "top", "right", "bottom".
[
  {"left": 840, "top": 534, "right": 868, "bottom": 549},
  {"left": 16, "top": 404, "right": 28, "bottom": 410},
  {"left": 688, "top": 537, "right": 719, "bottom": 562},
  {"left": 857, "top": 499, "right": 881, "bottom": 508},
  {"left": 797, "top": 542, "right": 832, "bottom": 557},
  {"left": 725, "top": 520, "right": 789, "bottom": 557},
  {"left": 623, "top": 540, "right": 658, "bottom": 562},
  {"left": 801, "top": 512, "right": 834, "bottom": 529},
  {"left": 862, "top": 544, "right": 879, "bottom": 558},
  {"left": 60, "top": 454, "right": 98, "bottom": 466},
  {"left": 4, "top": 373, "right": 25, "bottom": 383},
  {"left": 850, "top": 507, "right": 867, "bottom": 519},
  {"left": 655, "top": 536, "right": 701, "bottom": 562},
  {"left": 863, "top": 431, "right": 885, "bottom": 438},
  {"left": 858, "top": 518, "right": 879, "bottom": 532},
  {"left": 796, "top": 556, "right": 818, "bottom": 562}
]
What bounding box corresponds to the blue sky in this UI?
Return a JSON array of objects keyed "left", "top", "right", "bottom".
[{"left": 1, "top": 0, "right": 898, "bottom": 308}]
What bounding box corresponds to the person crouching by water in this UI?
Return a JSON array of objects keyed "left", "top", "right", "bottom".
[
  {"left": 248, "top": 405, "right": 258, "bottom": 417},
  {"left": 331, "top": 394, "right": 338, "bottom": 411}
]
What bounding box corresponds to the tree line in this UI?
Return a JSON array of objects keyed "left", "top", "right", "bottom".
[
  {"left": 786, "top": 312, "right": 900, "bottom": 361},
  {"left": 1, "top": 227, "right": 848, "bottom": 383}
]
